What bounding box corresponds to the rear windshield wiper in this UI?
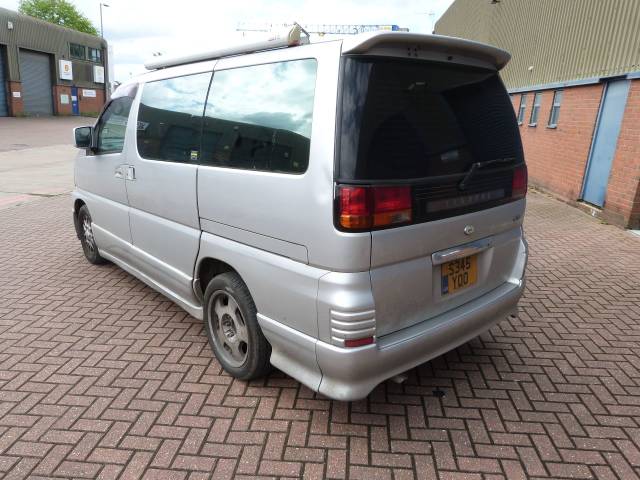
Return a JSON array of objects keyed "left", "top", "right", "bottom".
[{"left": 458, "top": 157, "right": 515, "bottom": 190}]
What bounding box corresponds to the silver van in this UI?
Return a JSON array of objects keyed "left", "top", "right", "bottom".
[{"left": 72, "top": 29, "right": 527, "bottom": 401}]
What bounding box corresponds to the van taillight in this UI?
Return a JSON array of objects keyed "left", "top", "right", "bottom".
[
  {"left": 338, "top": 185, "right": 412, "bottom": 230},
  {"left": 512, "top": 165, "right": 528, "bottom": 199},
  {"left": 339, "top": 186, "right": 371, "bottom": 229}
]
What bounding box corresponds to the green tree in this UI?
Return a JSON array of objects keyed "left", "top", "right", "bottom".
[{"left": 19, "top": 0, "right": 98, "bottom": 36}]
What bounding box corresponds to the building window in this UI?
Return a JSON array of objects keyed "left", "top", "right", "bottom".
[
  {"left": 529, "top": 92, "right": 542, "bottom": 126},
  {"left": 88, "top": 47, "right": 102, "bottom": 63},
  {"left": 548, "top": 90, "right": 563, "bottom": 127},
  {"left": 70, "top": 43, "right": 86, "bottom": 60},
  {"left": 517, "top": 94, "right": 526, "bottom": 124}
]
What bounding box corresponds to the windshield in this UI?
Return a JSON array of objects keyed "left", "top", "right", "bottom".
[{"left": 337, "top": 57, "right": 523, "bottom": 182}]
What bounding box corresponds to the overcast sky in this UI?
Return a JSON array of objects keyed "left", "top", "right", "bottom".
[{"left": 0, "top": 0, "right": 454, "bottom": 81}]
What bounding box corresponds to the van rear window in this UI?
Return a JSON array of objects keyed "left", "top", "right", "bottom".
[{"left": 337, "top": 57, "right": 523, "bottom": 181}]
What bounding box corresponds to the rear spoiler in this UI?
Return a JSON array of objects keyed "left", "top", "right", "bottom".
[{"left": 341, "top": 32, "right": 511, "bottom": 71}]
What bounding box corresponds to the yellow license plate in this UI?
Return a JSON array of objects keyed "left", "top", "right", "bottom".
[{"left": 441, "top": 254, "right": 478, "bottom": 295}]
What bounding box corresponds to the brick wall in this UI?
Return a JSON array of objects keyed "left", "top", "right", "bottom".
[
  {"left": 9, "top": 84, "right": 105, "bottom": 117},
  {"left": 603, "top": 79, "right": 640, "bottom": 228},
  {"left": 53, "top": 85, "right": 105, "bottom": 117},
  {"left": 78, "top": 88, "right": 105, "bottom": 116},
  {"left": 7, "top": 81, "right": 23, "bottom": 116},
  {"left": 512, "top": 81, "right": 640, "bottom": 229},
  {"left": 513, "top": 84, "right": 603, "bottom": 203},
  {"left": 53, "top": 85, "right": 73, "bottom": 116}
]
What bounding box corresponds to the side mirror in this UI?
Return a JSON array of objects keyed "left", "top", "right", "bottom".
[{"left": 74, "top": 126, "right": 93, "bottom": 149}]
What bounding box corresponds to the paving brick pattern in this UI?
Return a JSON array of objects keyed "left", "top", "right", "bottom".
[{"left": 1, "top": 192, "right": 639, "bottom": 479}]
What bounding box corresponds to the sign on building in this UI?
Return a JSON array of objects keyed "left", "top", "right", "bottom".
[
  {"left": 59, "top": 59, "right": 73, "bottom": 80},
  {"left": 82, "top": 89, "right": 96, "bottom": 98},
  {"left": 93, "top": 65, "right": 105, "bottom": 84}
]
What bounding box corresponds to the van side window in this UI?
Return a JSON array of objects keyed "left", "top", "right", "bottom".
[
  {"left": 201, "top": 59, "right": 317, "bottom": 174},
  {"left": 136, "top": 72, "right": 212, "bottom": 162},
  {"left": 95, "top": 96, "right": 133, "bottom": 154}
]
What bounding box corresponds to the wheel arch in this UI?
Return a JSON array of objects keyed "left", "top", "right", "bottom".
[{"left": 195, "top": 257, "right": 237, "bottom": 300}]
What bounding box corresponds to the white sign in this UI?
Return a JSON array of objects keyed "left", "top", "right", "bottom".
[
  {"left": 60, "top": 94, "right": 70, "bottom": 105},
  {"left": 82, "top": 89, "right": 96, "bottom": 98},
  {"left": 59, "top": 59, "right": 73, "bottom": 80},
  {"left": 12, "top": 91, "right": 20, "bottom": 98},
  {"left": 93, "top": 65, "right": 105, "bottom": 84}
]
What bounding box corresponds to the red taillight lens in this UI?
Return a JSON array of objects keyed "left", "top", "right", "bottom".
[
  {"left": 339, "top": 186, "right": 372, "bottom": 229},
  {"left": 338, "top": 185, "right": 413, "bottom": 230},
  {"left": 372, "top": 186, "right": 412, "bottom": 227},
  {"left": 512, "top": 165, "right": 528, "bottom": 199},
  {"left": 344, "top": 336, "right": 374, "bottom": 348}
]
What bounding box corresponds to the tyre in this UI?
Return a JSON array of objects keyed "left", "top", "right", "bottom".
[
  {"left": 77, "top": 205, "right": 106, "bottom": 265},
  {"left": 203, "top": 272, "right": 272, "bottom": 380}
]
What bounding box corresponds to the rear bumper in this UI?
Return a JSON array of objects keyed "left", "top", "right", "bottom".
[
  {"left": 258, "top": 235, "right": 528, "bottom": 401},
  {"left": 315, "top": 277, "right": 524, "bottom": 401}
]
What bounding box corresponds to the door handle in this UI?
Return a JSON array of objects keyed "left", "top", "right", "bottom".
[
  {"left": 114, "top": 166, "right": 124, "bottom": 179},
  {"left": 125, "top": 166, "right": 136, "bottom": 181}
]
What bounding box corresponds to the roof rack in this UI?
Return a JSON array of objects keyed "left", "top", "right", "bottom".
[{"left": 144, "top": 23, "right": 310, "bottom": 71}]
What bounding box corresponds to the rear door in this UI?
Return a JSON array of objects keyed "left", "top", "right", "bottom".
[
  {"left": 125, "top": 68, "right": 213, "bottom": 308},
  {"left": 337, "top": 56, "right": 526, "bottom": 336}
]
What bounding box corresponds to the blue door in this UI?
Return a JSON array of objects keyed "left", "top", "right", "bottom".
[
  {"left": 71, "top": 86, "right": 80, "bottom": 115},
  {"left": 582, "top": 79, "right": 630, "bottom": 207}
]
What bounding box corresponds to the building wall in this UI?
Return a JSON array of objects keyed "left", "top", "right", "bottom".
[
  {"left": 0, "top": 7, "right": 107, "bottom": 116},
  {"left": 435, "top": 0, "right": 640, "bottom": 90},
  {"left": 7, "top": 80, "right": 22, "bottom": 115},
  {"left": 437, "top": 0, "right": 640, "bottom": 228},
  {"left": 604, "top": 79, "right": 640, "bottom": 228},
  {"left": 512, "top": 84, "right": 603, "bottom": 203},
  {"left": 0, "top": 7, "right": 106, "bottom": 86},
  {"left": 52, "top": 85, "right": 105, "bottom": 116},
  {"left": 512, "top": 80, "right": 640, "bottom": 228},
  {"left": 78, "top": 88, "right": 105, "bottom": 116},
  {"left": 52, "top": 85, "right": 72, "bottom": 115}
]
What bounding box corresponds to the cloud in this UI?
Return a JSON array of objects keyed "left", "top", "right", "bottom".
[{"left": 0, "top": 0, "right": 454, "bottom": 81}]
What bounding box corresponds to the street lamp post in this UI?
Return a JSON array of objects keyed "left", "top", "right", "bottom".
[
  {"left": 99, "top": 3, "right": 109, "bottom": 38},
  {"left": 99, "top": 3, "right": 111, "bottom": 99}
]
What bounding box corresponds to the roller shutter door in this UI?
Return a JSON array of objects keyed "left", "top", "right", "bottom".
[
  {"left": 0, "top": 48, "right": 7, "bottom": 116},
  {"left": 19, "top": 50, "right": 53, "bottom": 115}
]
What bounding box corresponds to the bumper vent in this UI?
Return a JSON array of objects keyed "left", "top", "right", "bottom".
[{"left": 330, "top": 309, "right": 376, "bottom": 346}]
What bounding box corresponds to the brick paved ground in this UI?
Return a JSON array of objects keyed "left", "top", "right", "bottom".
[{"left": 1, "top": 191, "right": 639, "bottom": 480}]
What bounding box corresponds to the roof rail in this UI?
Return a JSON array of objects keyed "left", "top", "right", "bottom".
[{"left": 144, "top": 23, "right": 309, "bottom": 71}]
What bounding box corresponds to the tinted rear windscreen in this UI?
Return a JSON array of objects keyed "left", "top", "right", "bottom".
[{"left": 337, "top": 57, "right": 523, "bottom": 181}]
